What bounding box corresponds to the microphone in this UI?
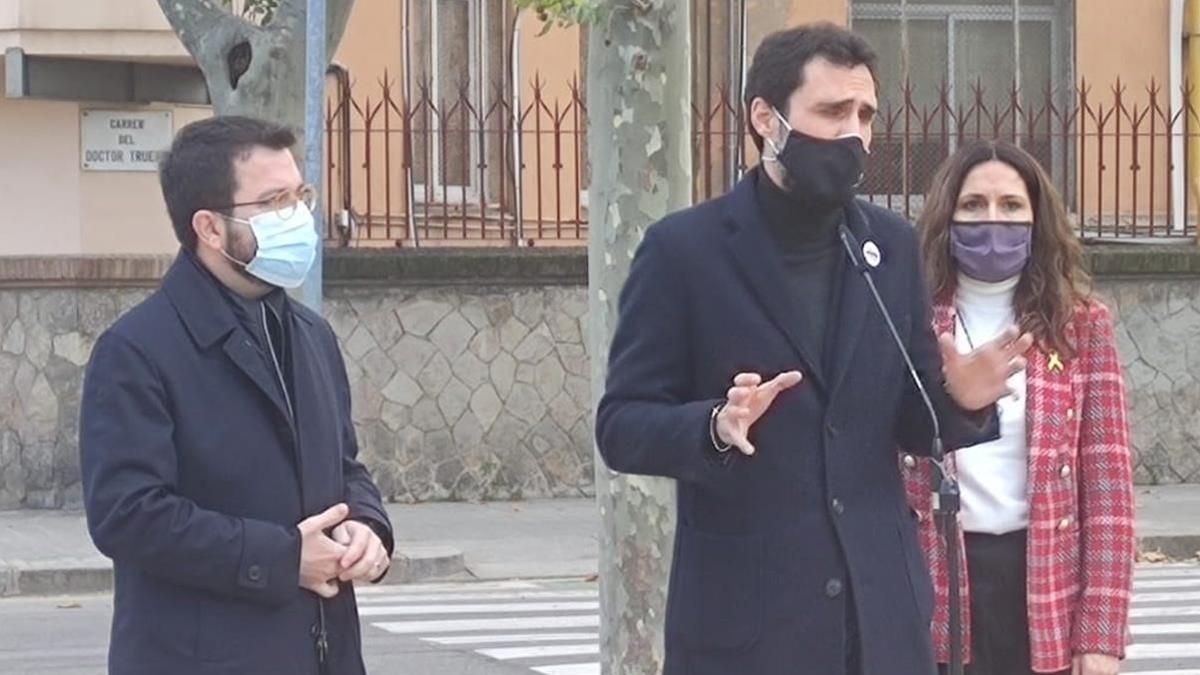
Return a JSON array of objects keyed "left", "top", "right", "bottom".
[{"left": 839, "top": 216, "right": 965, "bottom": 675}]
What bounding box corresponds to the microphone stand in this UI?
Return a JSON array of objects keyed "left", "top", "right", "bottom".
[{"left": 839, "top": 224, "right": 965, "bottom": 675}]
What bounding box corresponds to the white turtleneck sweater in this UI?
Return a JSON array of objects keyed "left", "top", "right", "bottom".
[{"left": 954, "top": 273, "right": 1029, "bottom": 535}]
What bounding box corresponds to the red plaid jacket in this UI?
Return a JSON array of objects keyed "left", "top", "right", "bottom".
[{"left": 901, "top": 298, "right": 1135, "bottom": 672}]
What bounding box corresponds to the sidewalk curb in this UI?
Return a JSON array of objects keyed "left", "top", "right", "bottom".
[
  {"left": 0, "top": 557, "right": 113, "bottom": 597},
  {"left": 378, "top": 545, "right": 470, "bottom": 585},
  {"left": 3, "top": 535, "right": 1198, "bottom": 597},
  {"left": 1139, "top": 535, "right": 1200, "bottom": 561},
  {"left": 0, "top": 546, "right": 468, "bottom": 597}
]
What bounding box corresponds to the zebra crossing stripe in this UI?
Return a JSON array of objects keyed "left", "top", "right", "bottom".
[
  {"left": 356, "top": 580, "right": 543, "bottom": 595},
  {"left": 359, "top": 601, "right": 599, "bottom": 616},
  {"left": 1135, "top": 566, "right": 1200, "bottom": 578},
  {"left": 476, "top": 644, "right": 599, "bottom": 660},
  {"left": 1130, "top": 622, "right": 1200, "bottom": 635},
  {"left": 531, "top": 664, "right": 600, "bottom": 675},
  {"left": 1126, "top": 643, "right": 1200, "bottom": 659},
  {"left": 1137, "top": 576, "right": 1200, "bottom": 586},
  {"left": 358, "top": 590, "right": 598, "bottom": 604},
  {"left": 1130, "top": 606, "right": 1200, "bottom": 618},
  {"left": 1133, "top": 591, "right": 1200, "bottom": 604},
  {"left": 421, "top": 633, "right": 599, "bottom": 646},
  {"left": 373, "top": 615, "right": 599, "bottom": 634}
]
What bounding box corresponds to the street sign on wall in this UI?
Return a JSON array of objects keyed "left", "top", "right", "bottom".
[{"left": 80, "top": 110, "right": 173, "bottom": 172}]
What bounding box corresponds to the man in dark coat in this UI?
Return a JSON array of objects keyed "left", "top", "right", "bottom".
[
  {"left": 595, "top": 24, "right": 1031, "bottom": 675},
  {"left": 80, "top": 116, "right": 393, "bottom": 675}
]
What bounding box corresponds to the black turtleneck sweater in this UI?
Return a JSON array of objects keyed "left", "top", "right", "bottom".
[{"left": 756, "top": 168, "right": 845, "bottom": 373}]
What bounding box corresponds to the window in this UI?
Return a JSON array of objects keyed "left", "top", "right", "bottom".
[
  {"left": 407, "top": 0, "right": 507, "bottom": 204},
  {"left": 850, "top": 1, "right": 1075, "bottom": 199}
]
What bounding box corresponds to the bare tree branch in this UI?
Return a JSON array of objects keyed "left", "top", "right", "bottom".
[{"left": 156, "top": 0, "right": 241, "bottom": 57}]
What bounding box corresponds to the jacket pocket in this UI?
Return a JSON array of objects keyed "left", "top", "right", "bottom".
[
  {"left": 194, "top": 592, "right": 281, "bottom": 663},
  {"left": 666, "top": 523, "right": 764, "bottom": 652},
  {"left": 124, "top": 579, "right": 201, "bottom": 660}
]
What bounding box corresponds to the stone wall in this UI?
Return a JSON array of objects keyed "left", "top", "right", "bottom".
[
  {"left": 327, "top": 284, "right": 592, "bottom": 503},
  {"left": 1091, "top": 248, "right": 1200, "bottom": 484},
  {"left": 0, "top": 251, "right": 593, "bottom": 509},
  {"left": 1101, "top": 277, "right": 1200, "bottom": 483},
  {"left": 0, "top": 246, "right": 1198, "bottom": 509}
]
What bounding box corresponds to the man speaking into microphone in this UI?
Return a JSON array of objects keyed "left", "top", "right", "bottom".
[{"left": 596, "top": 23, "right": 1032, "bottom": 675}]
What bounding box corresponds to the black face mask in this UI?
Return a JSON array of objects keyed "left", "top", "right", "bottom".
[{"left": 766, "top": 110, "right": 866, "bottom": 211}]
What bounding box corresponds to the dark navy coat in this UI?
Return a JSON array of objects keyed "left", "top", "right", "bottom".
[
  {"left": 596, "top": 171, "right": 996, "bottom": 675},
  {"left": 80, "top": 252, "right": 392, "bottom": 675}
]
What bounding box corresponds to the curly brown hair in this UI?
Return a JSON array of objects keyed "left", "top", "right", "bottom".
[{"left": 917, "top": 140, "right": 1090, "bottom": 358}]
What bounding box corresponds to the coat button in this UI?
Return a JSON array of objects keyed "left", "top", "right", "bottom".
[
  {"left": 247, "top": 565, "right": 263, "bottom": 582},
  {"left": 903, "top": 455, "right": 917, "bottom": 469},
  {"left": 831, "top": 498, "right": 844, "bottom": 515},
  {"left": 1066, "top": 408, "right": 1074, "bottom": 421},
  {"left": 1060, "top": 465, "right": 1072, "bottom": 478},
  {"left": 826, "top": 423, "right": 839, "bottom": 438},
  {"left": 825, "top": 578, "right": 843, "bottom": 598},
  {"left": 1058, "top": 516, "right": 1073, "bottom": 531}
]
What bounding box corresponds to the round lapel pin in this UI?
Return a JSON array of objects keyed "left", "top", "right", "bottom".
[{"left": 862, "top": 241, "right": 882, "bottom": 268}]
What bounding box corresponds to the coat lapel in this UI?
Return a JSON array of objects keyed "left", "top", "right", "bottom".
[
  {"left": 723, "top": 172, "right": 828, "bottom": 392},
  {"left": 827, "top": 202, "right": 876, "bottom": 398},
  {"left": 286, "top": 310, "right": 332, "bottom": 511},
  {"left": 163, "top": 252, "right": 294, "bottom": 425},
  {"left": 935, "top": 298, "right": 1075, "bottom": 476},
  {"left": 221, "top": 331, "right": 294, "bottom": 425},
  {"left": 1025, "top": 340, "right": 1074, "bottom": 468}
]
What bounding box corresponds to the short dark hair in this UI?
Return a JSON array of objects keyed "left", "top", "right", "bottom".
[
  {"left": 743, "top": 23, "right": 878, "bottom": 151},
  {"left": 158, "top": 115, "right": 296, "bottom": 250}
]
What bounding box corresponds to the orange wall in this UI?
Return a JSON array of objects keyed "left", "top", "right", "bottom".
[
  {"left": 327, "top": 0, "right": 405, "bottom": 240},
  {"left": 516, "top": 15, "right": 583, "bottom": 237},
  {"left": 1078, "top": 0, "right": 1170, "bottom": 90},
  {"left": 789, "top": 0, "right": 848, "bottom": 26},
  {"left": 1076, "top": 0, "right": 1175, "bottom": 221}
]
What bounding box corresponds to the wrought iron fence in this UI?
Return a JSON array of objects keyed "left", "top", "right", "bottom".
[{"left": 325, "top": 75, "right": 1197, "bottom": 247}]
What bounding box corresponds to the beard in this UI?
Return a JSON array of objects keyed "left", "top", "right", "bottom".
[{"left": 222, "top": 220, "right": 269, "bottom": 286}]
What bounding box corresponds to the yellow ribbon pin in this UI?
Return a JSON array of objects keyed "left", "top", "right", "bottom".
[{"left": 1048, "top": 352, "right": 1064, "bottom": 373}]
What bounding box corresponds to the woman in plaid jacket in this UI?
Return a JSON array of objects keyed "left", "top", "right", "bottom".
[{"left": 904, "top": 140, "right": 1135, "bottom": 675}]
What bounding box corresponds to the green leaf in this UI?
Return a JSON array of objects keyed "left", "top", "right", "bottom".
[{"left": 513, "top": 0, "right": 602, "bottom": 28}]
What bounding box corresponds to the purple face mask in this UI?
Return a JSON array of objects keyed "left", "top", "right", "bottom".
[{"left": 949, "top": 221, "right": 1034, "bottom": 283}]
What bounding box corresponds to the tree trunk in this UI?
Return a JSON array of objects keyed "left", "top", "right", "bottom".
[
  {"left": 156, "top": 0, "right": 356, "bottom": 168},
  {"left": 587, "top": 1, "right": 692, "bottom": 673}
]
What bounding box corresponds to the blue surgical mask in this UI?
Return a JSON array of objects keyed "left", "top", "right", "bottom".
[{"left": 223, "top": 203, "right": 319, "bottom": 289}]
